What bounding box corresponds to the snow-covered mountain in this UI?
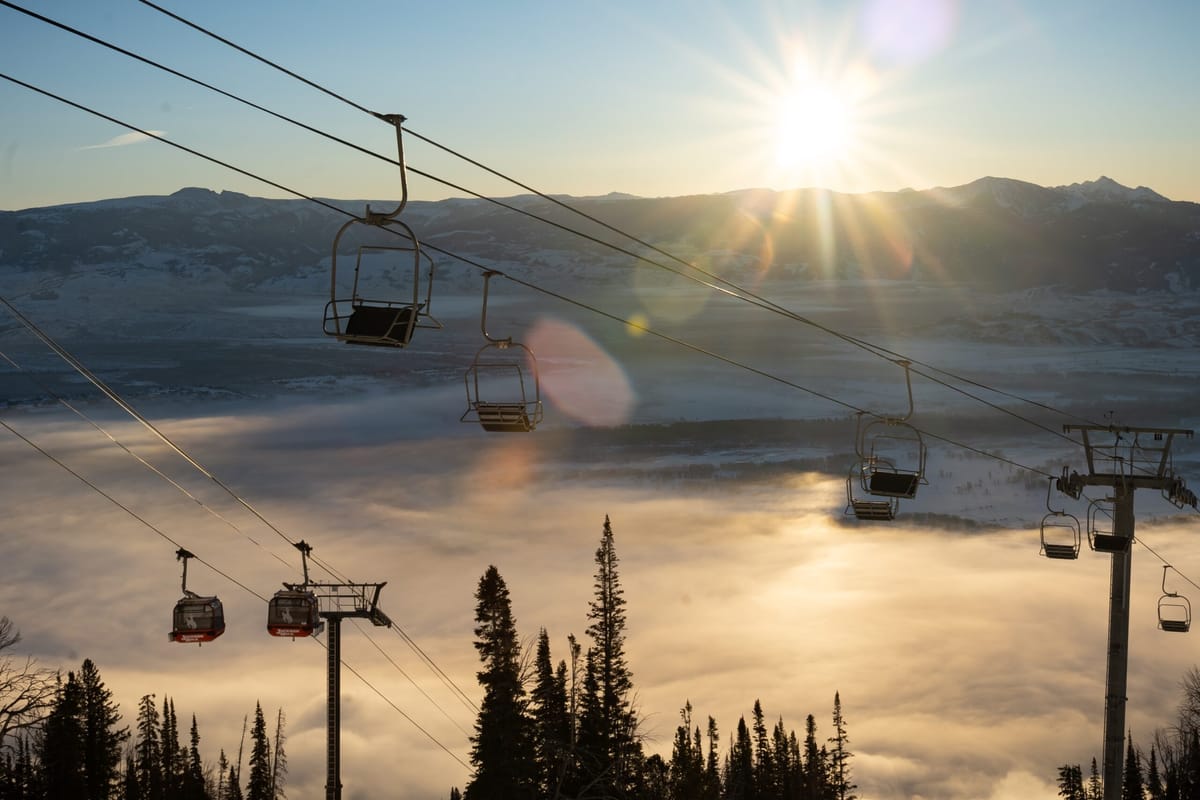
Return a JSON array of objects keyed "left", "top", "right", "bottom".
[{"left": 2, "top": 177, "right": 1197, "bottom": 294}]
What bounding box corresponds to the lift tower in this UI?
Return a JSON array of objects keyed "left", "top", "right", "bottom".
[
  {"left": 308, "top": 581, "right": 391, "bottom": 800},
  {"left": 1058, "top": 425, "right": 1195, "bottom": 800}
]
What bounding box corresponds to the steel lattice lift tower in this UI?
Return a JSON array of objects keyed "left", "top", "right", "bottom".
[
  {"left": 1057, "top": 424, "right": 1196, "bottom": 800},
  {"left": 307, "top": 580, "right": 392, "bottom": 800}
]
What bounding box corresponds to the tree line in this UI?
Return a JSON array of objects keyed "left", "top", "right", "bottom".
[
  {"left": 0, "top": 617, "right": 285, "bottom": 800},
  {"left": 459, "top": 514, "right": 856, "bottom": 800},
  {"left": 1058, "top": 668, "right": 1200, "bottom": 800}
]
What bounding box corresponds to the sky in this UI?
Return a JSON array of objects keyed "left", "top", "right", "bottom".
[
  {"left": 2, "top": 2, "right": 1200, "bottom": 799},
  {"left": 2, "top": 0, "right": 1200, "bottom": 211}
]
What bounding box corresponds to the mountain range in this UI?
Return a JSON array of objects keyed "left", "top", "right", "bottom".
[{"left": 2, "top": 176, "right": 1197, "bottom": 294}]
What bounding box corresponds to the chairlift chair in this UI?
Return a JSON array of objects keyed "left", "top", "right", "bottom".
[
  {"left": 845, "top": 460, "right": 899, "bottom": 521},
  {"left": 323, "top": 230, "right": 441, "bottom": 347},
  {"left": 461, "top": 272, "right": 543, "bottom": 432},
  {"left": 322, "top": 115, "right": 441, "bottom": 347},
  {"left": 267, "top": 540, "right": 324, "bottom": 639},
  {"left": 1087, "top": 499, "right": 1129, "bottom": 553},
  {"left": 1040, "top": 478, "right": 1081, "bottom": 560},
  {"left": 169, "top": 549, "right": 225, "bottom": 645},
  {"left": 1159, "top": 566, "right": 1191, "bottom": 633},
  {"left": 853, "top": 362, "right": 928, "bottom": 501}
]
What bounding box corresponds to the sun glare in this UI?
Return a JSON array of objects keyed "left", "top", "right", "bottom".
[{"left": 774, "top": 81, "right": 855, "bottom": 169}]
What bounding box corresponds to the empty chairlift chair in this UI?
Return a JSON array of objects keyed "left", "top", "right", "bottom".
[
  {"left": 1159, "top": 566, "right": 1192, "bottom": 633},
  {"left": 847, "top": 361, "right": 928, "bottom": 518},
  {"left": 267, "top": 541, "right": 324, "bottom": 639},
  {"left": 1040, "top": 478, "right": 1082, "bottom": 560},
  {"left": 845, "top": 459, "right": 900, "bottom": 521},
  {"left": 1087, "top": 498, "right": 1129, "bottom": 553},
  {"left": 322, "top": 115, "right": 441, "bottom": 347},
  {"left": 462, "top": 272, "right": 543, "bottom": 433},
  {"left": 169, "top": 549, "right": 225, "bottom": 645}
]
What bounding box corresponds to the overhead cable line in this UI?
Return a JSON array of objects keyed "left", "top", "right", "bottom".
[
  {"left": 124, "top": 0, "right": 1107, "bottom": 443},
  {"left": 0, "top": 417, "right": 267, "bottom": 602},
  {"left": 0, "top": 69, "right": 1182, "bottom": 520},
  {"left": 0, "top": 70, "right": 1158, "bottom": 506},
  {"left": 0, "top": 348, "right": 295, "bottom": 567},
  {"left": 0, "top": 289, "right": 479, "bottom": 728},
  {"left": 0, "top": 70, "right": 1086, "bottom": 491},
  {"left": 352, "top": 619, "right": 477, "bottom": 725},
  {"left": 0, "top": 292, "right": 352, "bottom": 584},
  {"left": 14, "top": 0, "right": 1117, "bottom": 460},
  {"left": 0, "top": 417, "right": 472, "bottom": 768},
  {"left": 4, "top": 68, "right": 1197, "bottom": 685}
]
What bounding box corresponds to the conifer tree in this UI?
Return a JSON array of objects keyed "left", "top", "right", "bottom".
[
  {"left": 122, "top": 751, "right": 140, "bottom": 800},
  {"left": 751, "top": 700, "right": 773, "bottom": 800},
  {"left": 771, "top": 717, "right": 793, "bottom": 800},
  {"left": 162, "top": 696, "right": 182, "bottom": 799},
  {"left": 226, "top": 762, "right": 243, "bottom": 800},
  {"left": 1058, "top": 764, "right": 1085, "bottom": 799},
  {"left": 216, "top": 750, "right": 229, "bottom": 800},
  {"left": 184, "top": 715, "right": 207, "bottom": 800},
  {"left": 80, "top": 659, "right": 127, "bottom": 800},
  {"left": 40, "top": 671, "right": 86, "bottom": 798},
  {"left": 669, "top": 702, "right": 704, "bottom": 800},
  {"left": 1125, "top": 737, "right": 1146, "bottom": 800},
  {"left": 530, "top": 629, "right": 570, "bottom": 800},
  {"left": 246, "top": 702, "right": 273, "bottom": 800},
  {"left": 827, "top": 692, "right": 856, "bottom": 800},
  {"left": 726, "top": 716, "right": 755, "bottom": 800},
  {"left": 135, "top": 694, "right": 163, "bottom": 800},
  {"left": 800, "top": 714, "right": 825, "bottom": 800},
  {"left": 464, "top": 565, "right": 535, "bottom": 800},
  {"left": 578, "top": 515, "right": 640, "bottom": 797},
  {"left": 704, "top": 716, "right": 722, "bottom": 800},
  {"left": 1089, "top": 757, "right": 1103, "bottom": 800},
  {"left": 641, "top": 753, "right": 670, "bottom": 799},
  {"left": 1146, "top": 746, "right": 1163, "bottom": 800}
]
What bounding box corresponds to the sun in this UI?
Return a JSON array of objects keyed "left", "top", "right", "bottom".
[{"left": 773, "top": 78, "right": 858, "bottom": 172}]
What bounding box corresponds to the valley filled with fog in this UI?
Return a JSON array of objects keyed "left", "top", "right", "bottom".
[{"left": 3, "top": 261, "right": 1199, "bottom": 799}]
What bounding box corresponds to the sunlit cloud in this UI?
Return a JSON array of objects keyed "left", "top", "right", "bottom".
[
  {"left": 3, "top": 393, "right": 1198, "bottom": 799},
  {"left": 80, "top": 131, "right": 166, "bottom": 150}
]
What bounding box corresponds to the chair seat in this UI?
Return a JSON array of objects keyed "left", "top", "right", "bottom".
[
  {"left": 476, "top": 403, "right": 533, "bottom": 432},
  {"left": 343, "top": 305, "right": 417, "bottom": 346},
  {"left": 851, "top": 500, "right": 896, "bottom": 521},
  {"left": 1042, "top": 544, "right": 1079, "bottom": 560},
  {"left": 867, "top": 471, "right": 920, "bottom": 499}
]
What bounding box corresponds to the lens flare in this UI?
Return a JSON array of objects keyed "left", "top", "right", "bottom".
[{"left": 526, "top": 317, "right": 635, "bottom": 427}]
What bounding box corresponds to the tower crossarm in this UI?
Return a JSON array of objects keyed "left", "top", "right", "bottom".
[
  {"left": 306, "top": 581, "right": 392, "bottom": 625},
  {"left": 1063, "top": 424, "right": 1193, "bottom": 483}
]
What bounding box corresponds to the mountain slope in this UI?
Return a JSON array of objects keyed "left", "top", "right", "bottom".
[{"left": 1, "top": 177, "right": 1197, "bottom": 293}]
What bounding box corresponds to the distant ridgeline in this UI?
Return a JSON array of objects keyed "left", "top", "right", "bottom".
[{"left": 1, "top": 177, "right": 1197, "bottom": 292}]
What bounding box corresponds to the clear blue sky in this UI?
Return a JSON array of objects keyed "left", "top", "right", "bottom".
[{"left": 1, "top": 0, "right": 1198, "bottom": 210}]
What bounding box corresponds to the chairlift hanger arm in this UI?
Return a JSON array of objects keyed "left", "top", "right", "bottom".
[
  {"left": 890, "top": 359, "right": 915, "bottom": 423},
  {"left": 480, "top": 271, "right": 512, "bottom": 345},
  {"left": 364, "top": 114, "right": 410, "bottom": 223}
]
